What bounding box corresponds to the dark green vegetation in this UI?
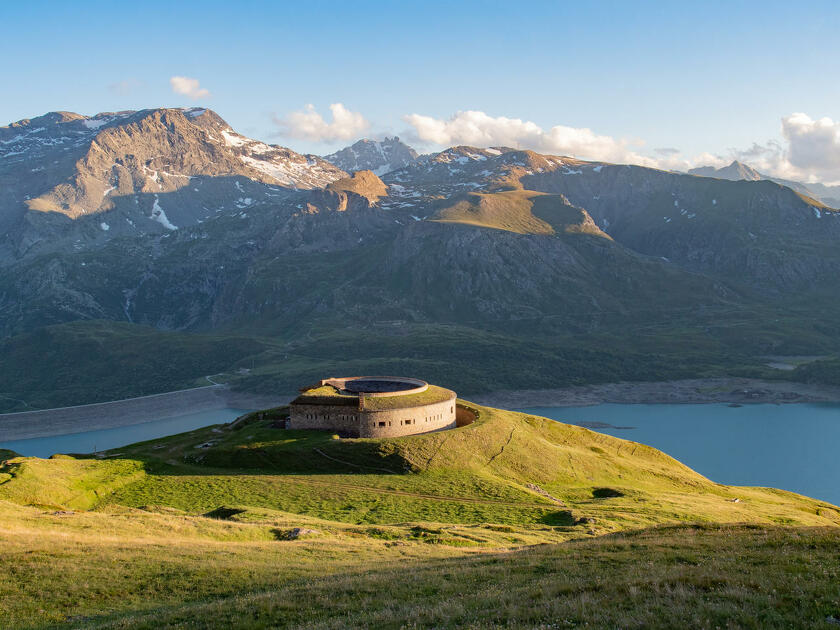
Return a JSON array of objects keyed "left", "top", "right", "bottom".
[
  {"left": 1, "top": 312, "right": 831, "bottom": 413},
  {"left": 792, "top": 357, "right": 840, "bottom": 387},
  {"left": 1, "top": 403, "right": 839, "bottom": 628},
  {"left": 0, "top": 321, "right": 263, "bottom": 410}
]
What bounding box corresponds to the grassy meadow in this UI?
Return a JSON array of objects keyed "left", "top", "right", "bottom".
[{"left": 1, "top": 403, "right": 839, "bottom": 628}]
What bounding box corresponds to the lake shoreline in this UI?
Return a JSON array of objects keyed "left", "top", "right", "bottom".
[
  {"left": 0, "top": 386, "right": 291, "bottom": 442},
  {"left": 4, "top": 377, "right": 840, "bottom": 443},
  {"left": 470, "top": 377, "right": 840, "bottom": 410}
]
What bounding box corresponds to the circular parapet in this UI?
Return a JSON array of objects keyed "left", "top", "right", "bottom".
[{"left": 323, "top": 376, "right": 428, "bottom": 398}]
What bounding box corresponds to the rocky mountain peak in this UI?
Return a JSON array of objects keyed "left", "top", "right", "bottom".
[
  {"left": 323, "top": 136, "right": 419, "bottom": 176},
  {"left": 688, "top": 160, "right": 761, "bottom": 182},
  {"left": 0, "top": 106, "right": 350, "bottom": 259}
]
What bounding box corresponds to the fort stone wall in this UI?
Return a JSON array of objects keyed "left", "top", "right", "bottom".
[
  {"left": 287, "top": 403, "right": 362, "bottom": 436},
  {"left": 357, "top": 394, "right": 456, "bottom": 438},
  {"left": 289, "top": 390, "right": 457, "bottom": 438}
]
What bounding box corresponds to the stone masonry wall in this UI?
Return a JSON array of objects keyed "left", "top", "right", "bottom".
[
  {"left": 358, "top": 394, "right": 456, "bottom": 438},
  {"left": 287, "top": 403, "right": 363, "bottom": 435},
  {"left": 289, "top": 392, "right": 456, "bottom": 438}
]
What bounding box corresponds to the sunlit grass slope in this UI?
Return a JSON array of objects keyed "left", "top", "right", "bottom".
[
  {"left": 432, "top": 190, "right": 610, "bottom": 239},
  {"left": 2, "top": 403, "right": 839, "bottom": 529},
  {"left": 1, "top": 403, "right": 839, "bottom": 627}
]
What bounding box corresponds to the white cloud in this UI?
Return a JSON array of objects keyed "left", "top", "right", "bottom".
[
  {"left": 403, "top": 110, "right": 658, "bottom": 167},
  {"left": 169, "top": 76, "right": 210, "bottom": 100},
  {"left": 686, "top": 113, "right": 840, "bottom": 184},
  {"left": 268, "top": 103, "right": 840, "bottom": 185},
  {"left": 401, "top": 109, "right": 840, "bottom": 181},
  {"left": 779, "top": 113, "right": 840, "bottom": 181},
  {"left": 275, "top": 103, "right": 369, "bottom": 142}
]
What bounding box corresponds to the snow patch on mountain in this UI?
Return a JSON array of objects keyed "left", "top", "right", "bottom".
[
  {"left": 222, "top": 129, "right": 248, "bottom": 147},
  {"left": 151, "top": 195, "right": 177, "bottom": 230}
]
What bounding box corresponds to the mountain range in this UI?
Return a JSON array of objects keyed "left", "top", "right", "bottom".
[{"left": 2, "top": 107, "right": 839, "bottom": 411}]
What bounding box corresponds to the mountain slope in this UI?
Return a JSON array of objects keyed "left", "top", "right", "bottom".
[
  {"left": 5, "top": 107, "right": 840, "bottom": 407},
  {"left": 515, "top": 158, "right": 839, "bottom": 292}
]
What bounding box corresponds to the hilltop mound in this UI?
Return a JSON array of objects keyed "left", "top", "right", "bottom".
[{"left": 3, "top": 403, "right": 837, "bottom": 530}]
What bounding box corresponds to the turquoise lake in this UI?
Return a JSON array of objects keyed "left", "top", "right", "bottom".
[
  {"left": 0, "top": 408, "right": 250, "bottom": 459},
  {"left": 517, "top": 403, "right": 840, "bottom": 506}
]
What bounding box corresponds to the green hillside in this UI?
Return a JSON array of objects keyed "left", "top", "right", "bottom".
[
  {"left": 0, "top": 316, "right": 797, "bottom": 413},
  {"left": 0, "top": 320, "right": 266, "bottom": 411},
  {"left": 1, "top": 403, "right": 838, "bottom": 627}
]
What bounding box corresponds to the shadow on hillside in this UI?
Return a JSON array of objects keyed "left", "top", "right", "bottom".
[
  {"left": 181, "top": 430, "right": 410, "bottom": 476},
  {"left": 538, "top": 510, "right": 576, "bottom": 526},
  {"left": 101, "top": 405, "right": 483, "bottom": 478},
  {"left": 98, "top": 407, "right": 412, "bottom": 477}
]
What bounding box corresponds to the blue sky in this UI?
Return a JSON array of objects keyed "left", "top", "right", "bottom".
[{"left": 3, "top": 0, "right": 840, "bottom": 179}]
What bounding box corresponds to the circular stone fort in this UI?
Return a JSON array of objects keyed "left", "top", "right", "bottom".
[{"left": 288, "top": 377, "right": 457, "bottom": 438}]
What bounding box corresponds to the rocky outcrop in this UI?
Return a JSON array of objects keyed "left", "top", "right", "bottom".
[{"left": 327, "top": 170, "right": 388, "bottom": 203}]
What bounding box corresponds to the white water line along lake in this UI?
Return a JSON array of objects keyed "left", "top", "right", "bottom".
[
  {"left": 1, "top": 402, "right": 838, "bottom": 507},
  {"left": 516, "top": 403, "right": 840, "bottom": 507}
]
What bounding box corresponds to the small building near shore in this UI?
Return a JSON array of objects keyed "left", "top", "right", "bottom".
[{"left": 288, "top": 376, "right": 457, "bottom": 438}]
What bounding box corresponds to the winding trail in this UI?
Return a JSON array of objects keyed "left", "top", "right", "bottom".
[{"left": 486, "top": 428, "right": 516, "bottom": 466}]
